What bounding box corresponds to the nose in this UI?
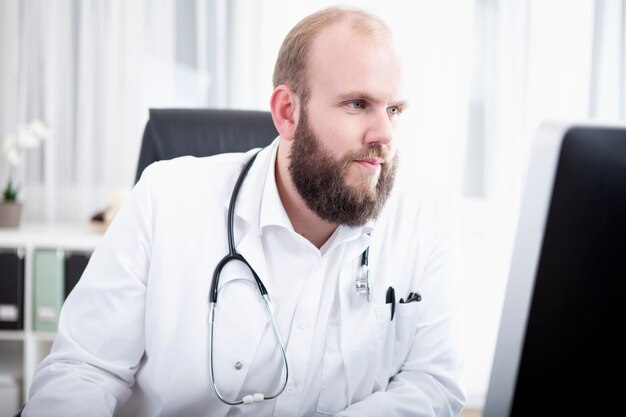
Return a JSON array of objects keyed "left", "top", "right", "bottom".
[{"left": 364, "top": 107, "right": 394, "bottom": 147}]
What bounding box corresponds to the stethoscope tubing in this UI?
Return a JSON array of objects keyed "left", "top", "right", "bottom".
[
  {"left": 208, "top": 151, "right": 289, "bottom": 405},
  {"left": 210, "top": 152, "right": 263, "bottom": 304},
  {"left": 208, "top": 296, "right": 289, "bottom": 405}
]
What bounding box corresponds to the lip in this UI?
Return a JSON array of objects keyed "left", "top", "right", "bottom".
[{"left": 353, "top": 158, "right": 383, "bottom": 173}]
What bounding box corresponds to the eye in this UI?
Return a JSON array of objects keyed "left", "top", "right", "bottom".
[
  {"left": 346, "top": 100, "right": 367, "bottom": 110},
  {"left": 387, "top": 106, "right": 402, "bottom": 117}
]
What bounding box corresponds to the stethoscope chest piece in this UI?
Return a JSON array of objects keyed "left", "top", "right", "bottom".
[
  {"left": 355, "top": 263, "right": 371, "bottom": 302},
  {"left": 355, "top": 247, "right": 371, "bottom": 302}
]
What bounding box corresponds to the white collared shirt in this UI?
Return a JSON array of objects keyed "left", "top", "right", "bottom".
[{"left": 236, "top": 144, "right": 372, "bottom": 416}]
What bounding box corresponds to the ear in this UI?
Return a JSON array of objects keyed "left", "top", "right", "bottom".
[{"left": 270, "top": 85, "right": 300, "bottom": 141}]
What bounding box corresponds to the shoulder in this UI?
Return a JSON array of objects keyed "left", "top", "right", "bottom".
[
  {"left": 141, "top": 151, "right": 251, "bottom": 181},
  {"left": 376, "top": 167, "right": 458, "bottom": 251},
  {"left": 385, "top": 169, "right": 456, "bottom": 226},
  {"left": 137, "top": 150, "right": 258, "bottom": 197}
]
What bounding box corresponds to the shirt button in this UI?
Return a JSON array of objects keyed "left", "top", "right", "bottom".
[
  {"left": 287, "top": 382, "right": 296, "bottom": 390},
  {"left": 298, "top": 322, "right": 306, "bottom": 329},
  {"left": 234, "top": 361, "right": 243, "bottom": 370}
]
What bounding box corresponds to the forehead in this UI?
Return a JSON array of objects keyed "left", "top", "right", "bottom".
[{"left": 306, "top": 21, "right": 404, "bottom": 102}]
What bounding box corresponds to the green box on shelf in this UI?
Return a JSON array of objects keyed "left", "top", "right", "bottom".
[{"left": 33, "top": 249, "right": 64, "bottom": 332}]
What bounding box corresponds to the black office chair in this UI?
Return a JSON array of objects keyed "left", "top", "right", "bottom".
[{"left": 135, "top": 108, "right": 279, "bottom": 183}]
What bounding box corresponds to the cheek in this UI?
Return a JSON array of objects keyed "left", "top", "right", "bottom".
[
  {"left": 320, "top": 118, "right": 366, "bottom": 152},
  {"left": 306, "top": 104, "right": 367, "bottom": 151}
]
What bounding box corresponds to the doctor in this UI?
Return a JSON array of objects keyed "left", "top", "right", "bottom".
[{"left": 24, "top": 5, "right": 465, "bottom": 417}]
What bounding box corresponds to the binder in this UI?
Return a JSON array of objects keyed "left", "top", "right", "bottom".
[
  {"left": 64, "top": 251, "right": 91, "bottom": 298},
  {"left": 0, "top": 249, "right": 25, "bottom": 330},
  {"left": 33, "top": 249, "right": 64, "bottom": 332}
]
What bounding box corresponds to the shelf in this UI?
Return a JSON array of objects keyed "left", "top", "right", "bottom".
[
  {"left": 0, "top": 222, "right": 104, "bottom": 249},
  {"left": 0, "top": 331, "right": 24, "bottom": 341},
  {"left": 31, "top": 332, "right": 56, "bottom": 343},
  {"left": 0, "top": 223, "right": 103, "bottom": 403}
]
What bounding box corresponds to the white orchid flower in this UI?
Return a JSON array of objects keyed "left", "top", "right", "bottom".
[
  {"left": 28, "top": 119, "right": 50, "bottom": 138},
  {"left": 3, "top": 147, "right": 21, "bottom": 166},
  {"left": 17, "top": 119, "right": 49, "bottom": 148},
  {"left": 2, "top": 119, "right": 50, "bottom": 202},
  {"left": 1, "top": 119, "right": 49, "bottom": 162},
  {"left": 0, "top": 133, "right": 21, "bottom": 166},
  {"left": 16, "top": 125, "right": 40, "bottom": 148}
]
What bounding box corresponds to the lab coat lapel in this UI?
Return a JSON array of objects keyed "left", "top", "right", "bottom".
[
  {"left": 219, "top": 224, "right": 271, "bottom": 398},
  {"left": 337, "top": 235, "right": 381, "bottom": 403},
  {"left": 338, "top": 247, "right": 371, "bottom": 402},
  {"left": 235, "top": 228, "right": 270, "bottom": 296}
]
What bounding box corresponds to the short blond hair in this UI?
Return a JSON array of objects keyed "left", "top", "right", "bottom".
[{"left": 272, "top": 6, "right": 391, "bottom": 104}]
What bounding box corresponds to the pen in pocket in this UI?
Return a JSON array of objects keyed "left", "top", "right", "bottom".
[
  {"left": 385, "top": 286, "right": 396, "bottom": 321},
  {"left": 399, "top": 292, "right": 422, "bottom": 303}
]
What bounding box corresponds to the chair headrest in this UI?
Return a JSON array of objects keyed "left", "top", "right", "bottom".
[{"left": 135, "top": 108, "right": 278, "bottom": 183}]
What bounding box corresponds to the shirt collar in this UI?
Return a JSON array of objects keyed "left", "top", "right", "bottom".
[
  {"left": 225, "top": 138, "right": 277, "bottom": 228},
  {"left": 259, "top": 140, "right": 293, "bottom": 231},
  {"left": 321, "top": 220, "right": 375, "bottom": 256}
]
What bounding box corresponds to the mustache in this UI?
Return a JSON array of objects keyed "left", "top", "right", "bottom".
[{"left": 344, "top": 145, "right": 392, "bottom": 164}]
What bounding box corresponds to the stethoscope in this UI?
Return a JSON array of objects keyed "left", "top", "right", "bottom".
[{"left": 208, "top": 150, "right": 370, "bottom": 406}]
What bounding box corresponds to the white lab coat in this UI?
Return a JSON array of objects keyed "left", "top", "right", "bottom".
[{"left": 23, "top": 139, "right": 466, "bottom": 417}]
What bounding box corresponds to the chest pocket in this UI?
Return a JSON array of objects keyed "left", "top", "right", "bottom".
[
  {"left": 375, "top": 301, "right": 422, "bottom": 375},
  {"left": 315, "top": 300, "right": 422, "bottom": 415}
]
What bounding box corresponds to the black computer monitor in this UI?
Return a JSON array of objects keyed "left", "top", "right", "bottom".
[{"left": 482, "top": 120, "right": 626, "bottom": 416}]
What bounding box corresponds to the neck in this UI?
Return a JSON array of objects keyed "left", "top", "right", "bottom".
[{"left": 275, "top": 142, "right": 337, "bottom": 249}]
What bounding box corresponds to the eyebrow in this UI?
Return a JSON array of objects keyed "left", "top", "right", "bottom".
[{"left": 337, "top": 92, "right": 409, "bottom": 110}]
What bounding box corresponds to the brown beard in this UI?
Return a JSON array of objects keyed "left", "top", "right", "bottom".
[{"left": 288, "top": 109, "right": 398, "bottom": 227}]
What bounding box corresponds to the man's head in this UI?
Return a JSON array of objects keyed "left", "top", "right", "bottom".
[
  {"left": 273, "top": 6, "right": 393, "bottom": 108},
  {"left": 271, "top": 6, "right": 406, "bottom": 227}
]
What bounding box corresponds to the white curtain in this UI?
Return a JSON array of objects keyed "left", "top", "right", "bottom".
[{"left": 0, "top": 0, "right": 210, "bottom": 223}]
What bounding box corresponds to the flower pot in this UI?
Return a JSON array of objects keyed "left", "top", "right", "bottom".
[{"left": 0, "top": 202, "right": 22, "bottom": 228}]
